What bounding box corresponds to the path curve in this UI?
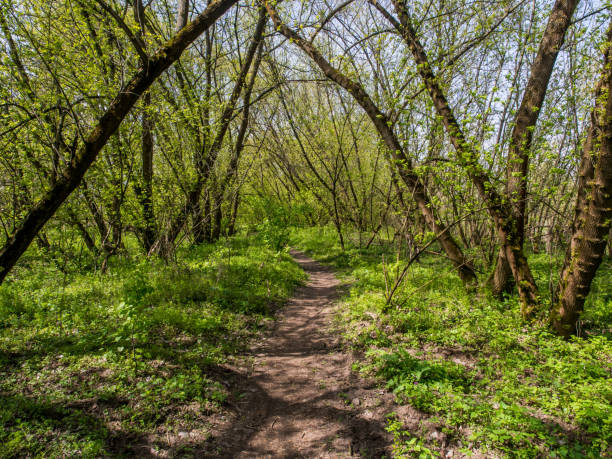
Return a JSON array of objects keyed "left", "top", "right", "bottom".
[{"left": 211, "top": 250, "right": 395, "bottom": 458}]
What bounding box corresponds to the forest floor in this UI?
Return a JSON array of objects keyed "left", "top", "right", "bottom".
[
  {"left": 1, "top": 230, "right": 608, "bottom": 457},
  {"left": 205, "top": 250, "right": 400, "bottom": 458}
]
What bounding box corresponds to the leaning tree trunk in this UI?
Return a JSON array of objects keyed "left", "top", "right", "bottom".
[
  {"left": 381, "top": 0, "right": 540, "bottom": 316},
  {"left": 140, "top": 91, "right": 156, "bottom": 252},
  {"left": 160, "top": 6, "right": 267, "bottom": 251},
  {"left": 264, "top": 1, "right": 478, "bottom": 287},
  {"left": 492, "top": 0, "right": 579, "bottom": 296},
  {"left": 0, "top": 0, "right": 239, "bottom": 284},
  {"left": 192, "top": 26, "right": 213, "bottom": 245},
  {"left": 551, "top": 23, "right": 612, "bottom": 337},
  {"left": 215, "top": 38, "right": 264, "bottom": 238}
]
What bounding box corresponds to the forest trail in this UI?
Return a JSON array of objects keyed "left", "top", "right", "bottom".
[{"left": 210, "top": 250, "right": 395, "bottom": 458}]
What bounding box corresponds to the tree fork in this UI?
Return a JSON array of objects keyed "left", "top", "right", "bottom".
[
  {"left": 492, "top": 0, "right": 579, "bottom": 297},
  {"left": 382, "top": 0, "right": 540, "bottom": 316}
]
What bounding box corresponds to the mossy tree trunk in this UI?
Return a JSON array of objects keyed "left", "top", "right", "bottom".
[
  {"left": 264, "top": 1, "right": 478, "bottom": 287},
  {"left": 552, "top": 22, "right": 612, "bottom": 337}
]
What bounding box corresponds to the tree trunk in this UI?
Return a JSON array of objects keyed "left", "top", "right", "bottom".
[
  {"left": 332, "top": 185, "right": 345, "bottom": 251},
  {"left": 493, "top": 0, "right": 579, "bottom": 296},
  {"left": 382, "top": 0, "right": 540, "bottom": 315},
  {"left": 192, "top": 195, "right": 207, "bottom": 244},
  {"left": 0, "top": 0, "right": 239, "bottom": 284},
  {"left": 489, "top": 246, "right": 515, "bottom": 296},
  {"left": 214, "top": 35, "right": 264, "bottom": 237},
  {"left": 176, "top": 0, "right": 189, "bottom": 31},
  {"left": 165, "top": 7, "right": 267, "bottom": 249},
  {"left": 134, "top": 0, "right": 156, "bottom": 252},
  {"left": 140, "top": 90, "right": 156, "bottom": 252},
  {"left": 66, "top": 209, "right": 99, "bottom": 255},
  {"left": 228, "top": 192, "right": 240, "bottom": 236},
  {"left": 552, "top": 24, "right": 612, "bottom": 336},
  {"left": 191, "top": 7, "right": 212, "bottom": 245},
  {"left": 264, "top": 2, "right": 478, "bottom": 287},
  {"left": 203, "top": 191, "right": 212, "bottom": 243},
  {"left": 211, "top": 193, "right": 223, "bottom": 241}
]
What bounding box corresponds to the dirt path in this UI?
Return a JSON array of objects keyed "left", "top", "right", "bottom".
[{"left": 208, "top": 250, "right": 396, "bottom": 458}]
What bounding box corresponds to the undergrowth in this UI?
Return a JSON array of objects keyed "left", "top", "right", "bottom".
[
  {"left": 291, "top": 226, "right": 611, "bottom": 458},
  {"left": 0, "top": 234, "right": 305, "bottom": 457}
]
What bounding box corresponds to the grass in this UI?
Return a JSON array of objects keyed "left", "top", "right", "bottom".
[
  {"left": 290, "top": 225, "right": 612, "bottom": 458},
  {"left": 2, "top": 224, "right": 609, "bottom": 458},
  {"left": 0, "top": 234, "right": 306, "bottom": 458}
]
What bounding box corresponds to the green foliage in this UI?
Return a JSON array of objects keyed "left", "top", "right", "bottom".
[
  {"left": 293, "top": 226, "right": 612, "bottom": 458},
  {"left": 386, "top": 413, "right": 439, "bottom": 458},
  {"left": 257, "top": 217, "right": 291, "bottom": 251},
  {"left": 375, "top": 350, "right": 472, "bottom": 399},
  {"left": 0, "top": 235, "right": 306, "bottom": 457},
  {"left": 244, "top": 195, "right": 307, "bottom": 250}
]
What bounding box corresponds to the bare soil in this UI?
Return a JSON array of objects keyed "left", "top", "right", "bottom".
[{"left": 206, "top": 250, "right": 399, "bottom": 458}]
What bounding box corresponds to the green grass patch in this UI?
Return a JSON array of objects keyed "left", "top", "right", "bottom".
[
  {"left": 0, "top": 235, "right": 306, "bottom": 457},
  {"left": 291, "top": 225, "right": 612, "bottom": 458}
]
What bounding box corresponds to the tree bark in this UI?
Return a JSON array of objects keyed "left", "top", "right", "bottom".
[
  {"left": 492, "top": 0, "right": 579, "bottom": 296},
  {"left": 552, "top": 22, "right": 612, "bottom": 336},
  {"left": 264, "top": 1, "right": 478, "bottom": 286},
  {"left": 0, "top": 0, "right": 239, "bottom": 284},
  {"left": 382, "top": 0, "right": 540, "bottom": 316}
]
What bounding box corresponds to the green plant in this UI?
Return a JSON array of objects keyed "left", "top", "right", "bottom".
[
  {"left": 0, "top": 234, "right": 306, "bottom": 456},
  {"left": 291, "top": 226, "right": 612, "bottom": 458},
  {"left": 386, "top": 414, "right": 439, "bottom": 458}
]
